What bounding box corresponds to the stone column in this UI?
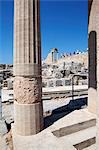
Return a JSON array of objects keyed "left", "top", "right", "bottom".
[
  {"left": 52, "top": 52, "right": 54, "bottom": 63},
  {"left": 95, "top": 1, "right": 99, "bottom": 148},
  {"left": 89, "top": 1, "right": 99, "bottom": 148},
  {"left": 57, "top": 52, "right": 58, "bottom": 62},
  {"left": 88, "top": 0, "right": 97, "bottom": 114},
  {"left": 13, "top": 0, "right": 43, "bottom": 136}
]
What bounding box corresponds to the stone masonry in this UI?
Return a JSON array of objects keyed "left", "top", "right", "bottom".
[
  {"left": 13, "top": 0, "right": 43, "bottom": 136},
  {"left": 14, "top": 77, "right": 42, "bottom": 104}
]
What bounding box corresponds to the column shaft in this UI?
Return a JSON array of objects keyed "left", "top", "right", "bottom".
[
  {"left": 88, "top": 1, "right": 99, "bottom": 148},
  {"left": 13, "top": 0, "right": 43, "bottom": 136},
  {"left": 88, "top": 0, "right": 97, "bottom": 113},
  {"left": 95, "top": 1, "right": 99, "bottom": 148}
]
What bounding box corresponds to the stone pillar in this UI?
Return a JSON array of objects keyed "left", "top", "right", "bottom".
[
  {"left": 88, "top": 0, "right": 97, "bottom": 114},
  {"left": 13, "top": 0, "right": 43, "bottom": 136},
  {"left": 52, "top": 52, "right": 54, "bottom": 63},
  {"left": 95, "top": 1, "right": 99, "bottom": 148},
  {"left": 89, "top": 1, "right": 99, "bottom": 148},
  {"left": 57, "top": 52, "right": 58, "bottom": 62}
]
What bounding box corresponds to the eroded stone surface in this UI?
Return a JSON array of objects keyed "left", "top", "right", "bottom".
[{"left": 14, "top": 77, "right": 42, "bottom": 104}]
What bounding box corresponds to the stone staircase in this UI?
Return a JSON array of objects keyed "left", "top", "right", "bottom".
[
  {"left": 12, "top": 108, "right": 96, "bottom": 150},
  {"left": 51, "top": 109, "right": 96, "bottom": 150},
  {"left": 60, "top": 126, "right": 96, "bottom": 150}
]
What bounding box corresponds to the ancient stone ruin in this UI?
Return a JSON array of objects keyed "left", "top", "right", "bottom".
[
  {"left": 0, "top": 0, "right": 99, "bottom": 149},
  {"left": 13, "top": 0, "right": 43, "bottom": 136}
]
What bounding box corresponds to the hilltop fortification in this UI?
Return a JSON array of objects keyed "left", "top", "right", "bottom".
[{"left": 44, "top": 48, "right": 88, "bottom": 67}]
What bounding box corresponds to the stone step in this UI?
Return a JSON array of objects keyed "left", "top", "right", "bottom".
[
  {"left": 60, "top": 126, "right": 96, "bottom": 150},
  {"left": 83, "top": 144, "right": 96, "bottom": 150},
  {"left": 74, "top": 137, "right": 95, "bottom": 150},
  {"left": 12, "top": 109, "right": 96, "bottom": 150},
  {"left": 52, "top": 118, "right": 96, "bottom": 137},
  {"left": 51, "top": 109, "right": 96, "bottom": 137}
]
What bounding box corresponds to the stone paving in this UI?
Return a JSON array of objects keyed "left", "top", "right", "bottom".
[
  {"left": 83, "top": 144, "right": 96, "bottom": 150},
  {"left": 2, "top": 95, "right": 87, "bottom": 125},
  {"left": 0, "top": 95, "right": 96, "bottom": 149},
  {"left": 12, "top": 109, "right": 96, "bottom": 150}
]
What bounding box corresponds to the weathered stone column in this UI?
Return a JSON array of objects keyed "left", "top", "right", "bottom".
[
  {"left": 13, "top": 0, "right": 43, "bottom": 136},
  {"left": 95, "top": 1, "right": 99, "bottom": 148},
  {"left": 88, "top": 0, "right": 97, "bottom": 114},
  {"left": 88, "top": 1, "right": 99, "bottom": 148}
]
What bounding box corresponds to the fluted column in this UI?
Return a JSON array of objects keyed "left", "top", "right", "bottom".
[{"left": 13, "top": 0, "right": 43, "bottom": 136}]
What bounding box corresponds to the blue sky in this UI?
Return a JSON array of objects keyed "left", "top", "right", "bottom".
[{"left": 0, "top": 0, "right": 88, "bottom": 64}]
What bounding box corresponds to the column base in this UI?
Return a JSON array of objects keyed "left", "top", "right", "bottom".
[
  {"left": 88, "top": 88, "right": 96, "bottom": 114},
  {"left": 14, "top": 101, "right": 43, "bottom": 136}
]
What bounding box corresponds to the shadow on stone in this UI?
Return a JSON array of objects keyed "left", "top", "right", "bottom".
[
  {"left": 44, "top": 97, "right": 87, "bottom": 128},
  {"left": 5, "top": 120, "right": 14, "bottom": 132},
  {"left": 88, "top": 31, "right": 97, "bottom": 90}
]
